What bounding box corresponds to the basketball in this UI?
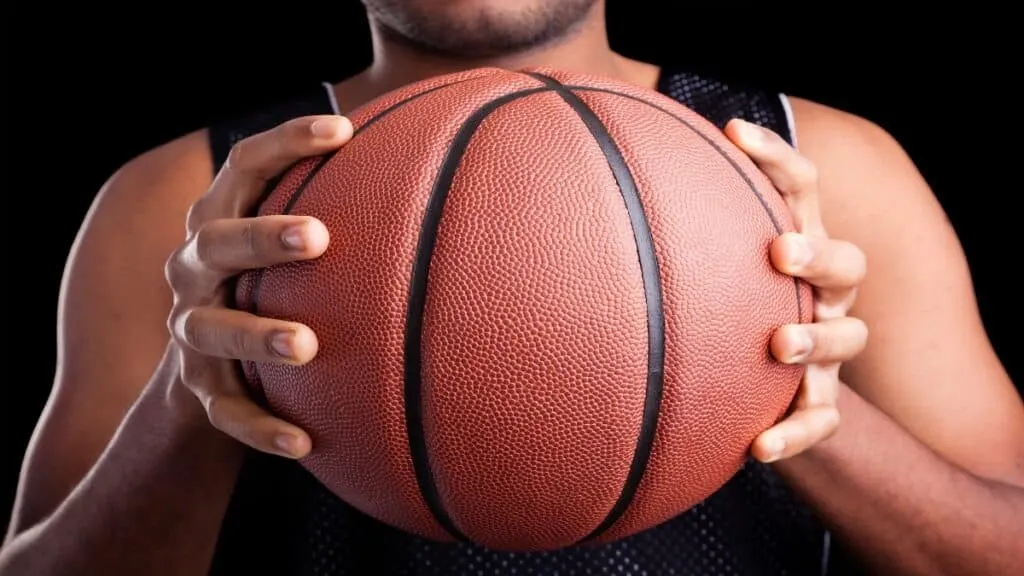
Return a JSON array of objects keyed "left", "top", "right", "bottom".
[{"left": 235, "top": 67, "right": 812, "bottom": 552}]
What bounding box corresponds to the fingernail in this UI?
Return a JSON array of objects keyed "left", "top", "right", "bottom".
[
  {"left": 274, "top": 434, "right": 300, "bottom": 458},
  {"left": 281, "top": 225, "right": 305, "bottom": 250},
  {"left": 762, "top": 436, "right": 786, "bottom": 463},
  {"left": 311, "top": 117, "right": 342, "bottom": 138},
  {"left": 270, "top": 332, "right": 293, "bottom": 358},
  {"left": 787, "top": 327, "right": 814, "bottom": 363},
  {"left": 786, "top": 233, "right": 814, "bottom": 269}
]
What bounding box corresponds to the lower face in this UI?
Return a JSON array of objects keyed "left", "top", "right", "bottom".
[{"left": 362, "top": 0, "right": 601, "bottom": 58}]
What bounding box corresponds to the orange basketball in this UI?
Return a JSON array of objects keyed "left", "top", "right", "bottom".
[{"left": 235, "top": 67, "right": 811, "bottom": 552}]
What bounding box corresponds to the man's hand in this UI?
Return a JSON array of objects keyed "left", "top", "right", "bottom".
[
  {"left": 164, "top": 114, "right": 353, "bottom": 458},
  {"left": 724, "top": 119, "right": 869, "bottom": 463}
]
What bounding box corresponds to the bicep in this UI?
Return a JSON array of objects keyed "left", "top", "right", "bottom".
[
  {"left": 791, "top": 98, "right": 1024, "bottom": 485},
  {"left": 7, "top": 130, "right": 213, "bottom": 535}
]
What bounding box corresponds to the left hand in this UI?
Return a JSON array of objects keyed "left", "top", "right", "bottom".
[{"left": 724, "top": 119, "right": 869, "bottom": 463}]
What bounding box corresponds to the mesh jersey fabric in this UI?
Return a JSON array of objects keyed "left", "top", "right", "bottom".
[{"left": 207, "top": 69, "right": 834, "bottom": 576}]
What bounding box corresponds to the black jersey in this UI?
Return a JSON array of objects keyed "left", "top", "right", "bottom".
[{"left": 208, "top": 68, "right": 837, "bottom": 576}]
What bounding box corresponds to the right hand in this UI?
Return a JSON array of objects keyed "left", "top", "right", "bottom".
[{"left": 164, "top": 114, "right": 353, "bottom": 458}]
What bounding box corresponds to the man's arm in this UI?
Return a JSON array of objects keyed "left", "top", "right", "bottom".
[
  {"left": 0, "top": 354, "right": 246, "bottom": 575},
  {"left": 774, "top": 98, "right": 1024, "bottom": 575},
  {"left": 0, "top": 130, "right": 248, "bottom": 575},
  {"left": 778, "top": 383, "right": 1022, "bottom": 575}
]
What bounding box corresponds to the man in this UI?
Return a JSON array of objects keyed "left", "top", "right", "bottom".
[{"left": 2, "top": 0, "right": 1022, "bottom": 574}]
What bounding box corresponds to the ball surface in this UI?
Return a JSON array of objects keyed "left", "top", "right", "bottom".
[{"left": 236, "top": 67, "right": 811, "bottom": 551}]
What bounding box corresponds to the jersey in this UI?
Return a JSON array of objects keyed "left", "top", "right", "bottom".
[{"left": 207, "top": 69, "right": 838, "bottom": 576}]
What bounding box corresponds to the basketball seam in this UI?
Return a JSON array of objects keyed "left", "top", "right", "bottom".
[
  {"left": 405, "top": 86, "right": 555, "bottom": 543},
  {"left": 240, "top": 77, "right": 489, "bottom": 439},
  {"left": 242, "top": 77, "right": 486, "bottom": 403},
  {"left": 246, "top": 75, "right": 484, "bottom": 316},
  {"left": 564, "top": 85, "right": 806, "bottom": 323},
  {"left": 243, "top": 74, "right": 805, "bottom": 548},
  {"left": 525, "top": 72, "right": 667, "bottom": 545}
]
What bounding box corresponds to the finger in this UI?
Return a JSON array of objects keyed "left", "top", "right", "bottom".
[
  {"left": 173, "top": 306, "right": 319, "bottom": 364},
  {"left": 771, "top": 233, "right": 867, "bottom": 289},
  {"left": 184, "top": 215, "right": 330, "bottom": 275},
  {"left": 792, "top": 363, "right": 841, "bottom": 409},
  {"left": 205, "top": 115, "right": 353, "bottom": 217},
  {"left": 725, "top": 119, "right": 826, "bottom": 236},
  {"left": 751, "top": 406, "right": 840, "bottom": 463},
  {"left": 204, "top": 392, "right": 312, "bottom": 459},
  {"left": 771, "top": 317, "right": 869, "bottom": 365},
  {"left": 725, "top": 119, "right": 817, "bottom": 200}
]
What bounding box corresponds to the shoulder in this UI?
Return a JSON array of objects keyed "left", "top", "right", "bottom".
[
  {"left": 781, "top": 97, "right": 961, "bottom": 316},
  {"left": 786, "top": 96, "right": 909, "bottom": 177},
  {"left": 89, "top": 127, "right": 213, "bottom": 238},
  {"left": 107, "top": 129, "right": 214, "bottom": 204},
  {"left": 784, "top": 96, "right": 943, "bottom": 234},
  {"left": 782, "top": 96, "right": 957, "bottom": 264},
  {"left": 66, "top": 126, "right": 214, "bottom": 358},
  {"left": 86, "top": 129, "right": 215, "bottom": 257},
  {"left": 104, "top": 79, "right": 339, "bottom": 215}
]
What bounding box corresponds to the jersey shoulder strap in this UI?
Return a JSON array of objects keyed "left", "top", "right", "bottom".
[
  {"left": 657, "top": 69, "right": 798, "bottom": 147},
  {"left": 207, "top": 82, "right": 339, "bottom": 172}
]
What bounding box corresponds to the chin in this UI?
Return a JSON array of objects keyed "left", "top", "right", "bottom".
[{"left": 364, "top": 0, "right": 599, "bottom": 59}]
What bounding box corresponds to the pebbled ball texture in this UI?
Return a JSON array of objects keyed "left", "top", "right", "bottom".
[{"left": 236, "top": 67, "right": 812, "bottom": 552}]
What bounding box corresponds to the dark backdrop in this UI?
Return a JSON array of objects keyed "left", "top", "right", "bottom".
[{"left": 4, "top": 4, "right": 1017, "bottom": 535}]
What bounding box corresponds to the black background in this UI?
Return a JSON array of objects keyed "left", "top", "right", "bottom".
[{"left": 4, "top": 3, "right": 1018, "bottom": 535}]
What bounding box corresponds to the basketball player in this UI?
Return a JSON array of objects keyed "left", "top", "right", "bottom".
[{"left": 2, "top": 1, "right": 1022, "bottom": 574}]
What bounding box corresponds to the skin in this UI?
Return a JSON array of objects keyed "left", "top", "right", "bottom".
[{"left": 2, "top": 0, "right": 1023, "bottom": 574}]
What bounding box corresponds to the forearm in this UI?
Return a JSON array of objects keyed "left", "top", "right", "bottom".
[
  {"left": 774, "top": 384, "right": 1024, "bottom": 576},
  {"left": 0, "top": 364, "right": 247, "bottom": 576}
]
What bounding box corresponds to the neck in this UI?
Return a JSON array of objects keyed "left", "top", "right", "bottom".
[{"left": 334, "top": 3, "right": 656, "bottom": 113}]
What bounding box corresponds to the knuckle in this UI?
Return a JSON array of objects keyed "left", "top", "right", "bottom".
[
  {"left": 229, "top": 130, "right": 281, "bottom": 182},
  {"left": 819, "top": 307, "right": 843, "bottom": 323},
  {"left": 164, "top": 249, "right": 185, "bottom": 288},
  {"left": 166, "top": 304, "right": 185, "bottom": 340},
  {"left": 814, "top": 298, "right": 846, "bottom": 321},
  {"left": 224, "top": 138, "right": 251, "bottom": 174},
  {"left": 203, "top": 394, "right": 229, "bottom": 429},
  {"left": 848, "top": 246, "right": 868, "bottom": 283},
  {"left": 184, "top": 201, "right": 207, "bottom": 236},
  {"left": 283, "top": 116, "right": 315, "bottom": 143},
  {"left": 822, "top": 408, "right": 841, "bottom": 433},
  {"left": 203, "top": 393, "right": 221, "bottom": 420},
  {"left": 179, "top": 308, "right": 203, "bottom": 350},
  {"left": 849, "top": 317, "right": 870, "bottom": 346},
  {"left": 239, "top": 220, "right": 261, "bottom": 258},
  {"left": 180, "top": 354, "right": 209, "bottom": 386},
  {"left": 206, "top": 397, "right": 256, "bottom": 446},
  {"left": 192, "top": 224, "right": 220, "bottom": 270},
  {"left": 790, "top": 156, "right": 820, "bottom": 190},
  {"left": 804, "top": 364, "right": 835, "bottom": 394},
  {"left": 228, "top": 325, "right": 257, "bottom": 358},
  {"left": 268, "top": 132, "right": 288, "bottom": 169},
  {"left": 815, "top": 327, "right": 842, "bottom": 358}
]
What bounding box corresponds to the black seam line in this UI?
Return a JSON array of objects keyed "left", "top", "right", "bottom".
[
  {"left": 405, "top": 86, "right": 555, "bottom": 543},
  {"left": 525, "top": 72, "right": 667, "bottom": 544},
  {"left": 246, "top": 77, "right": 478, "bottom": 316},
  {"left": 563, "top": 84, "right": 805, "bottom": 322}
]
